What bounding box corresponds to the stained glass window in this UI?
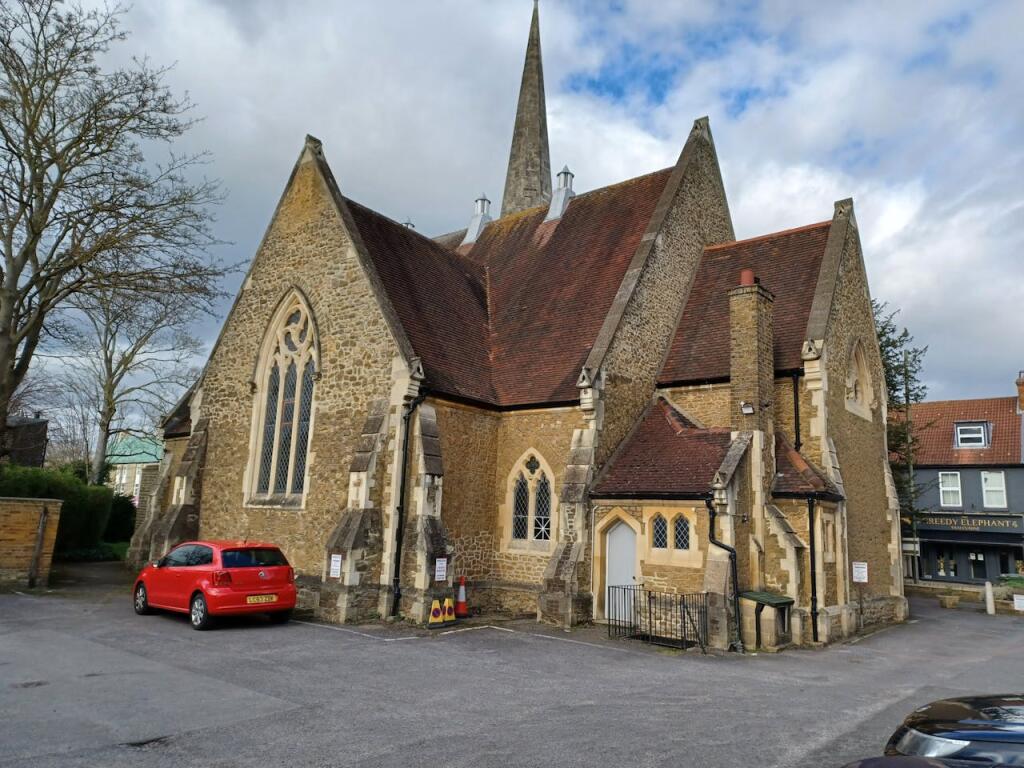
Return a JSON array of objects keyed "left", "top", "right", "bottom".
[
  {"left": 251, "top": 294, "right": 318, "bottom": 501},
  {"left": 674, "top": 516, "right": 690, "bottom": 550},
  {"left": 534, "top": 473, "right": 551, "bottom": 540},
  {"left": 652, "top": 516, "right": 668, "bottom": 549},
  {"left": 512, "top": 474, "right": 529, "bottom": 539}
]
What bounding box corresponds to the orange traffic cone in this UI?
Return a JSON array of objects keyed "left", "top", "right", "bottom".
[{"left": 455, "top": 576, "right": 470, "bottom": 618}]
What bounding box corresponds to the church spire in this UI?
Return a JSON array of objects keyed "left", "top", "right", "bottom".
[{"left": 500, "top": 0, "right": 551, "bottom": 218}]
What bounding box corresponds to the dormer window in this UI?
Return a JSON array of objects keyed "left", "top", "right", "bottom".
[{"left": 955, "top": 422, "right": 988, "bottom": 448}]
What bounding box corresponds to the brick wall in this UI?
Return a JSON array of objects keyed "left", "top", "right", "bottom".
[{"left": 0, "top": 497, "right": 62, "bottom": 586}]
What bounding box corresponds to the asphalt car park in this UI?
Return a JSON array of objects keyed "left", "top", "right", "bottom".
[{"left": 2, "top": 568, "right": 1023, "bottom": 768}]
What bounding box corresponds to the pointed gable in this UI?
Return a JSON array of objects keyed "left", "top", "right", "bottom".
[{"left": 659, "top": 221, "right": 832, "bottom": 385}]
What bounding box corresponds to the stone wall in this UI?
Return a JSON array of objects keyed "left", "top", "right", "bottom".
[
  {"left": 432, "top": 398, "right": 583, "bottom": 613},
  {"left": 822, "top": 224, "right": 903, "bottom": 601},
  {"left": 0, "top": 497, "right": 62, "bottom": 586},
  {"left": 198, "top": 145, "right": 400, "bottom": 576},
  {"left": 597, "top": 133, "right": 735, "bottom": 469}
]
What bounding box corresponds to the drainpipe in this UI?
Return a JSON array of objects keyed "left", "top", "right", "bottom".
[
  {"left": 705, "top": 497, "right": 744, "bottom": 653},
  {"left": 791, "top": 372, "right": 802, "bottom": 453},
  {"left": 807, "top": 497, "right": 819, "bottom": 643},
  {"left": 390, "top": 390, "right": 428, "bottom": 617}
]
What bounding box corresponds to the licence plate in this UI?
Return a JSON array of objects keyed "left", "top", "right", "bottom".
[{"left": 246, "top": 594, "right": 278, "bottom": 604}]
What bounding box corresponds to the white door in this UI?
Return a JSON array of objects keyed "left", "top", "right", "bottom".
[{"left": 605, "top": 522, "right": 637, "bottom": 620}]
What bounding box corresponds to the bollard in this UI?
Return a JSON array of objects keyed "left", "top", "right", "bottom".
[{"left": 985, "top": 581, "right": 996, "bottom": 615}]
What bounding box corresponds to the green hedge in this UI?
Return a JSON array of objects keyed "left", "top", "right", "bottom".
[
  {"left": 104, "top": 493, "right": 137, "bottom": 543},
  {"left": 0, "top": 465, "right": 113, "bottom": 553}
]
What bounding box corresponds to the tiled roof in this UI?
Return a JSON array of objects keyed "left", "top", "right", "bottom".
[
  {"left": 591, "top": 397, "right": 733, "bottom": 498},
  {"left": 773, "top": 433, "right": 842, "bottom": 499},
  {"left": 658, "top": 222, "right": 831, "bottom": 384},
  {"left": 347, "top": 201, "right": 494, "bottom": 403},
  {"left": 347, "top": 168, "right": 674, "bottom": 406},
  {"left": 905, "top": 397, "right": 1022, "bottom": 466}
]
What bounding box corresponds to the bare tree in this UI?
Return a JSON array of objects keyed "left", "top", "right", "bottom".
[
  {"left": 53, "top": 285, "right": 201, "bottom": 483},
  {"left": 0, "top": 0, "right": 225, "bottom": 447}
]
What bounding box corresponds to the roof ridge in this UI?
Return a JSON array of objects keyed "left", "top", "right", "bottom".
[
  {"left": 493, "top": 166, "right": 675, "bottom": 223},
  {"left": 915, "top": 396, "right": 1017, "bottom": 406},
  {"left": 705, "top": 220, "right": 832, "bottom": 252}
]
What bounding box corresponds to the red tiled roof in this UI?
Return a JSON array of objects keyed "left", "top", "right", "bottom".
[
  {"left": 773, "top": 433, "right": 842, "bottom": 499},
  {"left": 591, "top": 397, "right": 732, "bottom": 498},
  {"left": 658, "top": 222, "right": 831, "bottom": 385},
  {"left": 905, "top": 397, "right": 1022, "bottom": 466},
  {"left": 347, "top": 168, "right": 673, "bottom": 406},
  {"left": 346, "top": 201, "right": 494, "bottom": 402}
]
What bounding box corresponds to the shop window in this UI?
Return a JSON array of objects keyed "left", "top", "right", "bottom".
[
  {"left": 982, "top": 471, "right": 1007, "bottom": 508},
  {"left": 937, "top": 550, "right": 957, "bottom": 578},
  {"left": 673, "top": 516, "right": 690, "bottom": 550},
  {"left": 938, "top": 472, "right": 962, "bottom": 508},
  {"left": 651, "top": 515, "right": 668, "bottom": 549}
]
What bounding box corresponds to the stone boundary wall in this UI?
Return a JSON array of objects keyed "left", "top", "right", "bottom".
[{"left": 0, "top": 497, "right": 63, "bottom": 587}]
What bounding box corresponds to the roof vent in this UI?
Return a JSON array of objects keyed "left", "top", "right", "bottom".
[
  {"left": 544, "top": 166, "right": 575, "bottom": 222},
  {"left": 460, "top": 194, "right": 492, "bottom": 246},
  {"left": 402, "top": 219, "right": 415, "bottom": 229}
]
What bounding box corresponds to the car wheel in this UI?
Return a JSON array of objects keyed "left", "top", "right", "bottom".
[
  {"left": 268, "top": 609, "right": 293, "bottom": 625},
  {"left": 189, "top": 593, "right": 212, "bottom": 631},
  {"left": 133, "top": 583, "right": 151, "bottom": 615}
]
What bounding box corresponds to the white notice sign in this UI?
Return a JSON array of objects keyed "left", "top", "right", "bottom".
[
  {"left": 1014, "top": 594, "right": 1024, "bottom": 612},
  {"left": 434, "top": 557, "right": 448, "bottom": 582},
  {"left": 852, "top": 561, "right": 868, "bottom": 584},
  {"left": 329, "top": 554, "right": 343, "bottom": 579}
]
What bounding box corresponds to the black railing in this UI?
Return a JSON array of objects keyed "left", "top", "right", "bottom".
[{"left": 606, "top": 585, "right": 708, "bottom": 653}]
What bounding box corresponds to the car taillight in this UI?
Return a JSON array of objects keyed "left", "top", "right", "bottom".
[
  {"left": 213, "top": 570, "right": 232, "bottom": 586},
  {"left": 287, "top": 567, "right": 295, "bottom": 583}
]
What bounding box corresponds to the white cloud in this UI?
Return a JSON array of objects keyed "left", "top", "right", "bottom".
[{"left": 94, "top": 0, "right": 1024, "bottom": 400}]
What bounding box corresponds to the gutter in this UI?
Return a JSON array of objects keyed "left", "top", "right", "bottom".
[
  {"left": 807, "top": 497, "right": 819, "bottom": 643},
  {"left": 390, "top": 389, "right": 429, "bottom": 617},
  {"left": 704, "top": 497, "right": 744, "bottom": 652}
]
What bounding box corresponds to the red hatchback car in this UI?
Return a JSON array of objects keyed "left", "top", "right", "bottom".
[{"left": 133, "top": 540, "right": 297, "bottom": 630}]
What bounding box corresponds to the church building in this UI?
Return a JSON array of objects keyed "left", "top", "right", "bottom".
[{"left": 130, "top": 4, "right": 906, "bottom": 650}]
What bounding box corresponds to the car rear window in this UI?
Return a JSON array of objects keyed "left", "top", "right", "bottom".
[{"left": 221, "top": 548, "right": 289, "bottom": 568}]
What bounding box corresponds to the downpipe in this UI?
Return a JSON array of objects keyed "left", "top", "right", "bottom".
[
  {"left": 390, "top": 390, "right": 428, "bottom": 617},
  {"left": 705, "top": 497, "right": 744, "bottom": 653},
  {"left": 808, "top": 497, "right": 819, "bottom": 643}
]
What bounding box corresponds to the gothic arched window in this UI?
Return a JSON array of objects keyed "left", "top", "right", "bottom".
[
  {"left": 845, "top": 339, "right": 874, "bottom": 419},
  {"left": 651, "top": 515, "right": 668, "bottom": 549},
  {"left": 251, "top": 293, "right": 318, "bottom": 502},
  {"left": 506, "top": 452, "right": 556, "bottom": 545},
  {"left": 673, "top": 516, "right": 690, "bottom": 550}
]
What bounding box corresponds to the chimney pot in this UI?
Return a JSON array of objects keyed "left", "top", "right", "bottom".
[
  {"left": 739, "top": 268, "right": 756, "bottom": 287},
  {"left": 460, "top": 193, "right": 493, "bottom": 246},
  {"left": 544, "top": 165, "right": 576, "bottom": 222},
  {"left": 475, "top": 194, "right": 491, "bottom": 216}
]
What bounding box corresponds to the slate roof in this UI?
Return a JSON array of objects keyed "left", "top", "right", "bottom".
[
  {"left": 5, "top": 417, "right": 48, "bottom": 468},
  {"left": 906, "top": 397, "right": 1022, "bottom": 466},
  {"left": 772, "top": 433, "right": 842, "bottom": 499},
  {"left": 659, "top": 221, "right": 832, "bottom": 385},
  {"left": 346, "top": 167, "right": 674, "bottom": 407},
  {"left": 591, "top": 397, "right": 733, "bottom": 498}
]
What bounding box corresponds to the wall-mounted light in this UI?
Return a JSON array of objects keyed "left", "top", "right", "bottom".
[{"left": 739, "top": 401, "right": 755, "bottom": 416}]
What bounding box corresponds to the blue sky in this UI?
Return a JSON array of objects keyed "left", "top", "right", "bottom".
[{"left": 106, "top": 0, "right": 1024, "bottom": 401}]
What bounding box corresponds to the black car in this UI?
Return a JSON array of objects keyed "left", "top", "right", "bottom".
[{"left": 884, "top": 695, "right": 1024, "bottom": 765}]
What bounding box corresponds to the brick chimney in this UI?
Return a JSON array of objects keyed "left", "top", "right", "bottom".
[
  {"left": 1016, "top": 370, "right": 1024, "bottom": 415},
  {"left": 729, "top": 269, "right": 775, "bottom": 434}
]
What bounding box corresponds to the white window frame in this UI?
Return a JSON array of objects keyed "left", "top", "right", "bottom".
[
  {"left": 981, "top": 470, "right": 1007, "bottom": 508},
  {"left": 938, "top": 471, "right": 962, "bottom": 508},
  {"left": 503, "top": 451, "right": 556, "bottom": 552},
  {"left": 955, "top": 423, "right": 987, "bottom": 448}
]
